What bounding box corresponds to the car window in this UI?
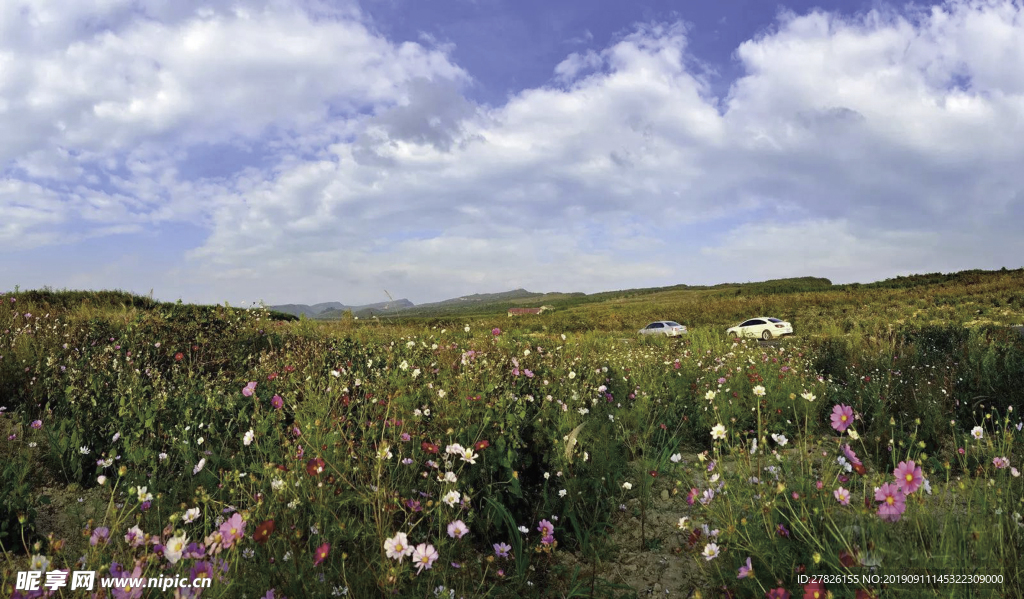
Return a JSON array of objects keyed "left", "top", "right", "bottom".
[
  {"left": 767, "top": 318, "right": 783, "bottom": 323},
  {"left": 648, "top": 323, "right": 664, "bottom": 328},
  {"left": 740, "top": 320, "right": 757, "bottom": 327},
  {"left": 750, "top": 319, "right": 766, "bottom": 325},
  {"left": 665, "top": 322, "right": 681, "bottom": 327}
]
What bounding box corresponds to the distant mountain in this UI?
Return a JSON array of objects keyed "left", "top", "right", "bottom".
[
  {"left": 414, "top": 288, "right": 541, "bottom": 309},
  {"left": 271, "top": 298, "right": 413, "bottom": 318}
]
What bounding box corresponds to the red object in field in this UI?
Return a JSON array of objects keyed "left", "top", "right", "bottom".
[
  {"left": 474, "top": 440, "right": 490, "bottom": 451},
  {"left": 174, "top": 352, "right": 184, "bottom": 361},
  {"left": 421, "top": 441, "right": 439, "bottom": 454},
  {"left": 253, "top": 520, "right": 275, "bottom": 544}
]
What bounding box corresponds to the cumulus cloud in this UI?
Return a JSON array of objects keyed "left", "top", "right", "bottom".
[{"left": 2, "top": 0, "right": 1024, "bottom": 303}]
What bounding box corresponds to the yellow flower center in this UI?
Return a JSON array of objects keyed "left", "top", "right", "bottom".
[
  {"left": 906, "top": 474, "right": 914, "bottom": 482},
  {"left": 841, "top": 415, "right": 847, "bottom": 422},
  {"left": 886, "top": 496, "right": 895, "bottom": 505}
]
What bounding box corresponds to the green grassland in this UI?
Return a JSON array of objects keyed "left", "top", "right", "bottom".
[{"left": 1, "top": 268, "right": 1022, "bottom": 598}]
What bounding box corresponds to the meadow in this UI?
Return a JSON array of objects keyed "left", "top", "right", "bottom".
[{"left": 1, "top": 270, "right": 1023, "bottom": 598}]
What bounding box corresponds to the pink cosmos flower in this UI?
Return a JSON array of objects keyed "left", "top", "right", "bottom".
[
  {"left": 90, "top": 526, "right": 110, "bottom": 546},
  {"left": 110, "top": 563, "right": 144, "bottom": 599},
  {"left": 834, "top": 487, "right": 851, "bottom": 505},
  {"left": 313, "top": 542, "right": 330, "bottom": 566},
  {"left": 447, "top": 520, "right": 468, "bottom": 539},
  {"left": 30, "top": 420, "right": 42, "bottom": 429},
  {"left": 894, "top": 460, "right": 923, "bottom": 494},
  {"left": 242, "top": 382, "right": 257, "bottom": 397},
  {"left": 492, "top": 328, "right": 501, "bottom": 336},
  {"left": 737, "top": 556, "right": 753, "bottom": 579},
  {"left": 830, "top": 404, "right": 854, "bottom": 432},
  {"left": 841, "top": 444, "right": 862, "bottom": 466},
  {"left": 537, "top": 519, "right": 554, "bottom": 537},
  {"left": 271, "top": 394, "right": 284, "bottom": 409},
  {"left": 992, "top": 457, "right": 1010, "bottom": 469},
  {"left": 874, "top": 482, "right": 906, "bottom": 522},
  {"left": 412, "top": 543, "right": 438, "bottom": 574},
  {"left": 219, "top": 513, "right": 246, "bottom": 548}
]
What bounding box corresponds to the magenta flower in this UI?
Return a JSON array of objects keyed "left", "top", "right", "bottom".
[
  {"left": 493, "top": 542, "right": 511, "bottom": 558},
  {"left": 219, "top": 513, "right": 246, "bottom": 548},
  {"left": 874, "top": 482, "right": 906, "bottom": 522},
  {"left": 313, "top": 542, "right": 330, "bottom": 566},
  {"left": 737, "top": 556, "right": 753, "bottom": 579},
  {"left": 242, "top": 382, "right": 257, "bottom": 397},
  {"left": 271, "top": 394, "right": 284, "bottom": 409},
  {"left": 993, "top": 457, "right": 1010, "bottom": 469},
  {"left": 30, "top": 420, "right": 42, "bottom": 429},
  {"left": 830, "top": 404, "right": 854, "bottom": 432},
  {"left": 491, "top": 328, "right": 501, "bottom": 336},
  {"left": 893, "top": 460, "right": 923, "bottom": 494},
  {"left": 766, "top": 588, "right": 791, "bottom": 599}
]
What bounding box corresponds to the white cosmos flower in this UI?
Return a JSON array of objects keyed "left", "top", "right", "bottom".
[
  {"left": 442, "top": 490, "right": 461, "bottom": 507},
  {"left": 568, "top": 371, "right": 576, "bottom": 379},
  {"left": 801, "top": 391, "right": 817, "bottom": 402},
  {"left": 705, "top": 390, "right": 716, "bottom": 401},
  {"left": 384, "top": 532, "right": 414, "bottom": 562},
  {"left": 29, "top": 555, "right": 50, "bottom": 572},
  {"left": 711, "top": 424, "right": 727, "bottom": 440},
  {"left": 670, "top": 453, "right": 682, "bottom": 463},
  {"left": 622, "top": 482, "right": 632, "bottom": 490},
  {"left": 702, "top": 543, "right": 720, "bottom": 561},
  {"left": 752, "top": 385, "right": 766, "bottom": 397},
  {"left": 243, "top": 429, "right": 255, "bottom": 446},
  {"left": 771, "top": 433, "right": 788, "bottom": 446},
  {"left": 183, "top": 507, "right": 200, "bottom": 523},
  {"left": 460, "top": 448, "right": 478, "bottom": 464},
  {"left": 164, "top": 533, "right": 188, "bottom": 564},
  {"left": 971, "top": 426, "right": 984, "bottom": 440}
]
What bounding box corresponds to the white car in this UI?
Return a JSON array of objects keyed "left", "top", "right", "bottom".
[
  {"left": 726, "top": 317, "right": 793, "bottom": 340},
  {"left": 639, "top": 321, "right": 688, "bottom": 337}
]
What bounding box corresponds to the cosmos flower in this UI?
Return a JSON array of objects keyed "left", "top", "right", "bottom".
[
  {"left": 164, "top": 533, "right": 188, "bottom": 564},
  {"left": 702, "top": 543, "right": 720, "bottom": 561},
  {"left": 894, "top": 460, "right": 923, "bottom": 494},
  {"left": 219, "top": 513, "right": 246, "bottom": 549},
  {"left": 313, "top": 542, "right": 330, "bottom": 566},
  {"left": 447, "top": 520, "right": 468, "bottom": 539},
  {"left": 384, "top": 533, "right": 414, "bottom": 562},
  {"left": 875, "top": 483, "right": 906, "bottom": 522},
  {"left": 737, "top": 557, "right": 753, "bottom": 579},
  {"left": 412, "top": 543, "right": 438, "bottom": 574},
  {"left": 830, "top": 405, "right": 854, "bottom": 432}
]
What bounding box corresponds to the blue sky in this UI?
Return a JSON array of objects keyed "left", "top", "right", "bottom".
[{"left": 2, "top": 0, "right": 1023, "bottom": 305}]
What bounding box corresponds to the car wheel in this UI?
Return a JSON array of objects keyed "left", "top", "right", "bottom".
[{"left": 762, "top": 330, "right": 772, "bottom": 340}]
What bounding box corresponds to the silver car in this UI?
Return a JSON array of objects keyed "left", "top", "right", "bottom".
[{"left": 639, "top": 321, "right": 688, "bottom": 337}]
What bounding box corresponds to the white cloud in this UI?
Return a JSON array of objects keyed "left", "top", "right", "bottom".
[{"left": 3, "top": 1, "right": 1024, "bottom": 303}]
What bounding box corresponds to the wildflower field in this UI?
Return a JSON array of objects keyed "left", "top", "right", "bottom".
[{"left": 1, "top": 271, "right": 1023, "bottom": 598}]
